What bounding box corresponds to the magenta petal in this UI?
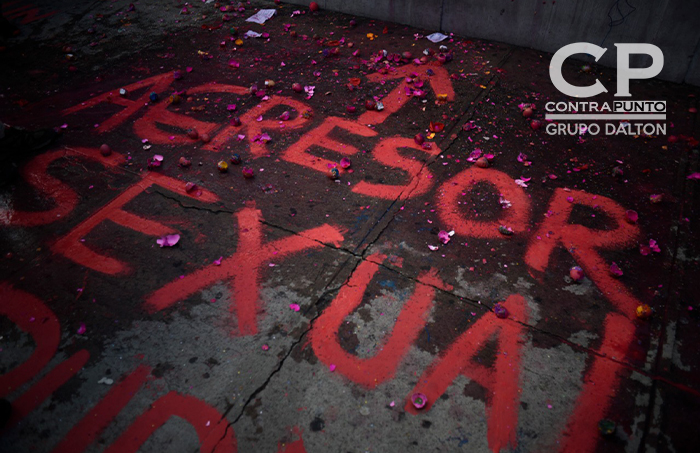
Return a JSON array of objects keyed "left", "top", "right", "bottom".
[
  {"left": 157, "top": 234, "right": 180, "bottom": 247},
  {"left": 77, "top": 323, "right": 86, "bottom": 335},
  {"left": 650, "top": 239, "right": 660, "bottom": 252},
  {"left": 289, "top": 303, "right": 300, "bottom": 312},
  {"left": 411, "top": 393, "right": 428, "bottom": 409},
  {"left": 625, "top": 210, "right": 638, "bottom": 224},
  {"left": 339, "top": 157, "right": 352, "bottom": 169},
  {"left": 640, "top": 244, "right": 650, "bottom": 256},
  {"left": 438, "top": 230, "right": 450, "bottom": 244},
  {"left": 610, "top": 262, "right": 623, "bottom": 277},
  {"left": 687, "top": 172, "right": 700, "bottom": 180}
]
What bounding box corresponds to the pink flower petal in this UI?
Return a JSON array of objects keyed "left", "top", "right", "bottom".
[
  {"left": 157, "top": 234, "right": 180, "bottom": 247},
  {"left": 289, "top": 303, "right": 300, "bottom": 312},
  {"left": 77, "top": 323, "right": 86, "bottom": 335},
  {"left": 411, "top": 392, "right": 428, "bottom": 409},
  {"left": 610, "top": 262, "right": 623, "bottom": 277},
  {"left": 688, "top": 172, "right": 700, "bottom": 180},
  {"left": 650, "top": 239, "right": 660, "bottom": 252},
  {"left": 213, "top": 256, "right": 223, "bottom": 266},
  {"left": 438, "top": 230, "right": 451, "bottom": 244},
  {"left": 329, "top": 364, "right": 336, "bottom": 372}
]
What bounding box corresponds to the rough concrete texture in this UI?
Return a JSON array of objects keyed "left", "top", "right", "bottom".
[
  {"left": 1, "top": 1, "right": 699, "bottom": 452},
  {"left": 284, "top": 0, "right": 700, "bottom": 85}
]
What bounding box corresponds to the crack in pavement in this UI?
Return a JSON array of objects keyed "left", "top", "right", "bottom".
[
  {"left": 153, "top": 190, "right": 236, "bottom": 215},
  {"left": 351, "top": 50, "right": 511, "bottom": 260},
  {"left": 208, "top": 255, "right": 366, "bottom": 453}
]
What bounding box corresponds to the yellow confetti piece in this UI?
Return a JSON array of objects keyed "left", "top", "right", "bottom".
[{"left": 427, "top": 133, "right": 436, "bottom": 139}]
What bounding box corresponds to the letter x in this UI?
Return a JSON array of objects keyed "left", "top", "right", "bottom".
[{"left": 146, "top": 207, "right": 344, "bottom": 336}]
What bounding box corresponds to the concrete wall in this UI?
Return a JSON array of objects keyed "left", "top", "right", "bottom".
[{"left": 284, "top": 0, "right": 700, "bottom": 86}]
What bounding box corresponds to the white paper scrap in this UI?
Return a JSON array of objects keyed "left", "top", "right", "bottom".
[
  {"left": 426, "top": 32, "right": 448, "bottom": 43},
  {"left": 246, "top": 9, "right": 276, "bottom": 24}
]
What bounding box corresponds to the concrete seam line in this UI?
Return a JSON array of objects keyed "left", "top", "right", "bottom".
[{"left": 440, "top": 0, "right": 445, "bottom": 32}]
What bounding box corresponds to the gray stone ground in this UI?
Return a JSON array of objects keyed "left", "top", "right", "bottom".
[{"left": 1, "top": 1, "right": 700, "bottom": 452}]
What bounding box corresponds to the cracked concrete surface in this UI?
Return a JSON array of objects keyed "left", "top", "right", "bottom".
[{"left": 1, "top": 0, "right": 700, "bottom": 452}]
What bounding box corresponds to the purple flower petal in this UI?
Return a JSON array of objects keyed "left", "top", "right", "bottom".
[{"left": 157, "top": 234, "right": 180, "bottom": 247}]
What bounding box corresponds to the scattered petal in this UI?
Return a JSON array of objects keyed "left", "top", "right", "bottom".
[
  {"left": 636, "top": 304, "right": 653, "bottom": 319},
  {"left": 157, "top": 234, "right": 180, "bottom": 248},
  {"left": 493, "top": 303, "right": 509, "bottom": 319},
  {"left": 438, "top": 230, "right": 451, "bottom": 244},
  {"left": 498, "top": 225, "right": 514, "bottom": 236},
  {"left": 569, "top": 266, "right": 584, "bottom": 282},
  {"left": 411, "top": 392, "right": 428, "bottom": 409},
  {"left": 609, "top": 262, "right": 623, "bottom": 277}
]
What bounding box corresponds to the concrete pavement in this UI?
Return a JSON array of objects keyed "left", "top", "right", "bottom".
[{"left": 1, "top": 1, "right": 699, "bottom": 452}]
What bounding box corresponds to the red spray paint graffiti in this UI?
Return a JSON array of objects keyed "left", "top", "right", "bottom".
[
  {"left": 62, "top": 73, "right": 174, "bottom": 133},
  {"left": 52, "top": 365, "right": 237, "bottom": 453},
  {"left": 437, "top": 166, "right": 532, "bottom": 237},
  {"left": 133, "top": 82, "right": 313, "bottom": 156},
  {"left": 281, "top": 116, "right": 377, "bottom": 174},
  {"left": 311, "top": 254, "right": 448, "bottom": 388},
  {"left": 357, "top": 62, "right": 455, "bottom": 125},
  {"left": 405, "top": 294, "right": 529, "bottom": 453},
  {"left": 2, "top": 2, "right": 57, "bottom": 25},
  {"left": 146, "top": 206, "right": 344, "bottom": 336},
  {"left": 0, "top": 147, "right": 123, "bottom": 227},
  {"left": 51, "top": 169, "right": 219, "bottom": 275},
  {"left": 524, "top": 188, "right": 641, "bottom": 452},
  {"left": 351, "top": 137, "right": 441, "bottom": 200},
  {"left": 0, "top": 282, "right": 89, "bottom": 429}
]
